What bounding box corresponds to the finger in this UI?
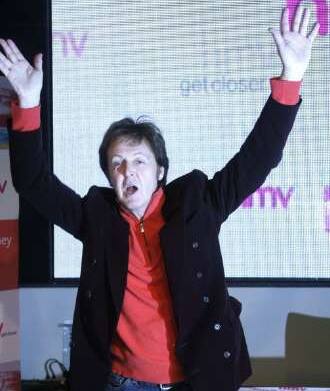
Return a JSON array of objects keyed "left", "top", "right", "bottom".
[
  {"left": 299, "top": 8, "right": 310, "bottom": 36},
  {"left": 33, "top": 53, "right": 43, "bottom": 71},
  {"left": 281, "top": 8, "right": 290, "bottom": 34},
  {"left": 308, "top": 22, "right": 320, "bottom": 42},
  {"left": 0, "top": 60, "right": 10, "bottom": 77},
  {"left": 270, "top": 28, "right": 285, "bottom": 49},
  {"left": 0, "top": 39, "right": 19, "bottom": 63},
  {"left": 7, "top": 39, "right": 27, "bottom": 62},
  {"left": 292, "top": 5, "right": 304, "bottom": 32},
  {"left": 0, "top": 51, "right": 12, "bottom": 68}
]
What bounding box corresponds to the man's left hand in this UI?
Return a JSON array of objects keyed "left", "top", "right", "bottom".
[{"left": 270, "top": 6, "right": 319, "bottom": 81}]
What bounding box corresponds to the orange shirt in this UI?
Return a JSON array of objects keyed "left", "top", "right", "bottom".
[{"left": 110, "top": 188, "right": 185, "bottom": 383}]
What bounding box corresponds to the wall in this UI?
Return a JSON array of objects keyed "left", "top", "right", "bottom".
[{"left": 20, "top": 287, "right": 330, "bottom": 385}]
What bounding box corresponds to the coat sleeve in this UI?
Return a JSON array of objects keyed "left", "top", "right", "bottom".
[
  {"left": 206, "top": 95, "right": 301, "bottom": 226},
  {"left": 8, "top": 125, "right": 85, "bottom": 241}
]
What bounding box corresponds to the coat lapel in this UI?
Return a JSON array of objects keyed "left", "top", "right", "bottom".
[
  {"left": 103, "top": 205, "right": 129, "bottom": 314},
  {"left": 160, "top": 211, "right": 185, "bottom": 288},
  {"left": 160, "top": 186, "right": 186, "bottom": 315}
]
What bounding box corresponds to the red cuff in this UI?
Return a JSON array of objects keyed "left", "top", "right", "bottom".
[
  {"left": 270, "top": 78, "right": 301, "bottom": 105},
  {"left": 11, "top": 100, "right": 41, "bottom": 131}
]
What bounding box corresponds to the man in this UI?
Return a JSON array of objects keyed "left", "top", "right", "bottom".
[{"left": 0, "top": 6, "right": 319, "bottom": 391}]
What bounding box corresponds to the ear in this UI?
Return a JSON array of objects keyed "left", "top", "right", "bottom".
[{"left": 158, "top": 166, "right": 165, "bottom": 181}]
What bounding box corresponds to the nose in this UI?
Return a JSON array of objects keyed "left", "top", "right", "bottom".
[{"left": 121, "top": 160, "right": 135, "bottom": 177}]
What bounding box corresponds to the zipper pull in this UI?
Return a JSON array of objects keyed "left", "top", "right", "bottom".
[{"left": 139, "top": 221, "right": 145, "bottom": 233}]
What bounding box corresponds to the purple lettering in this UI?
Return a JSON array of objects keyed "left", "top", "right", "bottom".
[
  {"left": 0, "top": 180, "right": 7, "bottom": 194},
  {"left": 286, "top": 0, "right": 329, "bottom": 35},
  {"left": 325, "top": 208, "right": 330, "bottom": 232},
  {"left": 242, "top": 195, "right": 253, "bottom": 208},
  {"left": 53, "top": 31, "right": 69, "bottom": 57},
  {"left": 53, "top": 32, "right": 88, "bottom": 58},
  {"left": 257, "top": 187, "right": 277, "bottom": 208},
  {"left": 277, "top": 186, "right": 294, "bottom": 208},
  {"left": 241, "top": 186, "right": 294, "bottom": 209},
  {"left": 68, "top": 32, "right": 88, "bottom": 58}
]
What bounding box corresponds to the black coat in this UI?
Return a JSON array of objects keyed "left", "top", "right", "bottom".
[{"left": 9, "top": 96, "right": 300, "bottom": 391}]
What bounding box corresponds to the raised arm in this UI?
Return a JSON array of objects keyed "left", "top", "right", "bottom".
[
  {"left": 0, "top": 40, "right": 84, "bottom": 240},
  {"left": 208, "top": 7, "right": 319, "bottom": 225}
]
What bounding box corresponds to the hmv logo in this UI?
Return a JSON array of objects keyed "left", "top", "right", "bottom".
[
  {"left": 53, "top": 32, "right": 88, "bottom": 58},
  {"left": 242, "top": 187, "right": 294, "bottom": 209},
  {"left": 287, "top": 0, "right": 329, "bottom": 35}
]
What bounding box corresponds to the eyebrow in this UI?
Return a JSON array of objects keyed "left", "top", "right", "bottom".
[{"left": 111, "top": 152, "right": 150, "bottom": 159}]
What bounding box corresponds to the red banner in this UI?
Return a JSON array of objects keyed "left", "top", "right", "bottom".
[
  {"left": 0, "top": 220, "right": 19, "bottom": 290},
  {"left": 0, "top": 77, "right": 20, "bottom": 391}
]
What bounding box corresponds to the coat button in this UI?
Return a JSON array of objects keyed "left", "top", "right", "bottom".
[
  {"left": 192, "top": 241, "right": 199, "bottom": 249},
  {"left": 214, "top": 323, "right": 222, "bottom": 331},
  {"left": 203, "top": 296, "right": 209, "bottom": 303},
  {"left": 196, "top": 272, "right": 203, "bottom": 279},
  {"left": 224, "top": 351, "right": 231, "bottom": 359},
  {"left": 86, "top": 290, "right": 92, "bottom": 300},
  {"left": 92, "top": 259, "right": 97, "bottom": 266}
]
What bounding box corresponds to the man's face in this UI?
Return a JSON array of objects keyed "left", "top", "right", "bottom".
[{"left": 107, "top": 137, "right": 164, "bottom": 219}]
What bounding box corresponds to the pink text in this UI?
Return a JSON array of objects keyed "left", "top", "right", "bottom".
[
  {"left": 242, "top": 187, "right": 294, "bottom": 209},
  {"left": 53, "top": 31, "right": 88, "bottom": 58}
]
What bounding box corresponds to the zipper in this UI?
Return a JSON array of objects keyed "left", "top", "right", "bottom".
[{"left": 139, "top": 220, "right": 152, "bottom": 264}]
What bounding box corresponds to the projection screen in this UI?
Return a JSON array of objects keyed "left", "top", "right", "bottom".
[{"left": 52, "top": 0, "right": 330, "bottom": 280}]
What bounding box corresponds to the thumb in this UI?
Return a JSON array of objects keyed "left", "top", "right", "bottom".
[
  {"left": 33, "top": 53, "right": 43, "bottom": 71},
  {"left": 269, "top": 28, "right": 284, "bottom": 49}
]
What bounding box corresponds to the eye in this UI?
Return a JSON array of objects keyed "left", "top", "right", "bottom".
[
  {"left": 111, "top": 160, "right": 121, "bottom": 169},
  {"left": 135, "top": 158, "right": 146, "bottom": 165}
]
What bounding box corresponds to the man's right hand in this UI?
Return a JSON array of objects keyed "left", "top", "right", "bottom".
[{"left": 0, "top": 39, "right": 43, "bottom": 108}]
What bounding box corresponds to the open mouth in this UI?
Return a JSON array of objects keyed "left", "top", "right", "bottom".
[{"left": 124, "top": 185, "right": 138, "bottom": 197}]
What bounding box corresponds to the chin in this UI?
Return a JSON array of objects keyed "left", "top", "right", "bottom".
[{"left": 123, "top": 199, "right": 142, "bottom": 211}]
